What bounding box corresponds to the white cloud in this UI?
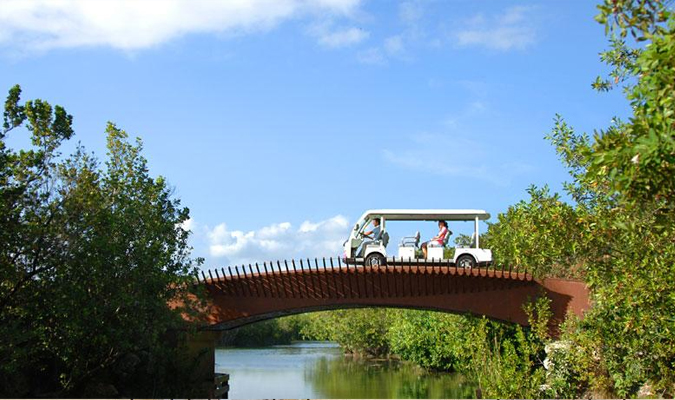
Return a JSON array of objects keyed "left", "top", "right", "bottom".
[
  {"left": 206, "top": 215, "right": 350, "bottom": 265},
  {"left": 454, "top": 6, "right": 537, "bottom": 51},
  {"left": 0, "top": 0, "right": 363, "bottom": 52},
  {"left": 308, "top": 21, "right": 369, "bottom": 48},
  {"left": 382, "top": 133, "right": 533, "bottom": 187}
]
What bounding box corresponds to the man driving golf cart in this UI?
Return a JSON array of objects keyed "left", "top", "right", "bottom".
[{"left": 357, "top": 218, "right": 382, "bottom": 257}]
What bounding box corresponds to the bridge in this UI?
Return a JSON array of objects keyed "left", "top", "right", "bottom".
[
  {"left": 182, "top": 257, "right": 590, "bottom": 396},
  {"left": 195, "top": 257, "right": 590, "bottom": 331}
]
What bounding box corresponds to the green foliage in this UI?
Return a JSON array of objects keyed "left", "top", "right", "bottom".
[
  {"left": 596, "top": 0, "right": 670, "bottom": 39},
  {"left": 463, "top": 296, "right": 552, "bottom": 399},
  {"left": 483, "top": 184, "right": 586, "bottom": 279},
  {"left": 219, "top": 315, "right": 311, "bottom": 347},
  {"left": 454, "top": 233, "right": 489, "bottom": 251},
  {"left": 592, "top": 25, "right": 675, "bottom": 207},
  {"left": 591, "top": 0, "right": 675, "bottom": 207},
  {"left": 574, "top": 214, "right": 675, "bottom": 396},
  {"left": 301, "top": 308, "right": 391, "bottom": 357},
  {"left": 0, "top": 86, "right": 202, "bottom": 397},
  {"left": 387, "top": 310, "right": 468, "bottom": 371},
  {"left": 443, "top": 246, "right": 455, "bottom": 259},
  {"left": 566, "top": 3, "right": 675, "bottom": 396},
  {"left": 464, "top": 319, "right": 543, "bottom": 398},
  {"left": 593, "top": 0, "right": 671, "bottom": 91},
  {"left": 453, "top": 233, "right": 474, "bottom": 247}
]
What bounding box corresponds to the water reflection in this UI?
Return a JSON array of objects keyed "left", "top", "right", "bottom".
[
  {"left": 216, "top": 341, "right": 475, "bottom": 399},
  {"left": 306, "top": 355, "right": 475, "bottom": 399}
]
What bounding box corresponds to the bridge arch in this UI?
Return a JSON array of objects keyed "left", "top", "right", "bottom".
[
  {"left": 196, "top": 259, "right": 590, "bottom": 334},
  {"left": 208, "top": 303, "right": 544, "bottom": 332}
]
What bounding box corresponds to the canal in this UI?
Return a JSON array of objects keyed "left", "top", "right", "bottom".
[{"left": 216, "top": 341, "right": 475, "bottom": 399}]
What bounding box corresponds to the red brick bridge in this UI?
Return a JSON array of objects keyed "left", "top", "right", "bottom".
[{"left": 196, "top": 258, "right": 590, "bottom": 331}]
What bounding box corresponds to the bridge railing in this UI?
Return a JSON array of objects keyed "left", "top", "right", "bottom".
[
  {"left": 196, "top": 257, "right": 532, "bottom": 300},
  {"left": 199, "top": 257, "right": 530, "bottom": 280}
]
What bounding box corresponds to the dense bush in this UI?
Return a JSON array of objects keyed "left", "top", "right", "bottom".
[
  {"left": 387, "top": 310, "right": 468, "bottom": 371},
  {"left": 483, "top": 184, "right": 586, "bottom": 279},
  {"left": 0, "top": 86, "right": 202, "bottom": 397},
  {"left": 219, "top": 315, "right": 310, "bottom": 347},
  {"left": 302, "top": 308, "right": 391, "bottom": 357},
  {"left": 464, "top": 296, "right": 556, "bottom": 398}
]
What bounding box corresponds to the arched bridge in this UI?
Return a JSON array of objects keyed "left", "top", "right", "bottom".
[{"left": 195, "top": 258, "right": 590, "bottom": 332}]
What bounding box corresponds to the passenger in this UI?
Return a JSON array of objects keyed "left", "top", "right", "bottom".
[
  {"left": 421, "top": 220, "right": 450, "bottom": 259},
  {"left": 358, "top": 218, "right": 381, "bottom": 257}
]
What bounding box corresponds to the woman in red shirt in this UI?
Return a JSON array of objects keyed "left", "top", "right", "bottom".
[{"left": 421, "top": 220, "right": 450, "bottom": 259}]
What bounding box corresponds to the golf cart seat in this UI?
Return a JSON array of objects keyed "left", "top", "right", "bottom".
[
  {"left": 442, "top": 230, "right": 453, "bottom": 246},
  {"left": 398, "top": 231, "right": 420, "bottom": 258},
  {"left": 400, "top": 231, "right": 421, "bottom": 248},
  {"left": 458, "top": 232, "right": 476, "bottom": 248},
  {"left": 427, "top": 229, "right": 452, "bottom": 260},
  {"left": 380, "top": 231, "right": 389, "bottom": 247},
  {"left": 368, "top": 230, "right": 389, "bottom": 248}
]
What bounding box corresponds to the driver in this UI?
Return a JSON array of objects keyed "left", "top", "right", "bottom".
[{"left": 357, "top": 218, "right": 381, "bottom": 257}]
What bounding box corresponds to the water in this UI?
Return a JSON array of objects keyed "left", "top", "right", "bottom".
[{"left": 216, "top": 341, "right": 475, "bottom": 399}]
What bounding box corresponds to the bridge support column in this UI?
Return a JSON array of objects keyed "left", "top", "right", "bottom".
[{"left": 184, "top": 330, "right": 223, "bottom": 398}]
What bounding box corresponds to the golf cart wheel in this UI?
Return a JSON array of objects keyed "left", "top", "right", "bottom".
[
  {"left": 456, "top": 254, "right": 476, "bottom": 269},
  {"left": 364, "top": 253, "right": 386, "bottom": 267}
]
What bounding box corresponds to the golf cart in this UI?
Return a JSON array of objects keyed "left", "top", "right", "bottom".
[{"left": 343, "top": 209, "right": 492, "bottom": 268}]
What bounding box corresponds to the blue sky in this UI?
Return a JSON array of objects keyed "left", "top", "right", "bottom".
[{"left": 0, "top": 0, "right": 631, "bottom": 267}]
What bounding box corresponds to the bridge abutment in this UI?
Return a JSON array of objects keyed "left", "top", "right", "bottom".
[{"left": 183, "top": 330, "right": 223, "bottom": 398}]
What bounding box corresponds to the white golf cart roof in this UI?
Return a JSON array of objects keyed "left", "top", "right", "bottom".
[{"left": 358, "top": 209, "right": 490, "bottom": 222}]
